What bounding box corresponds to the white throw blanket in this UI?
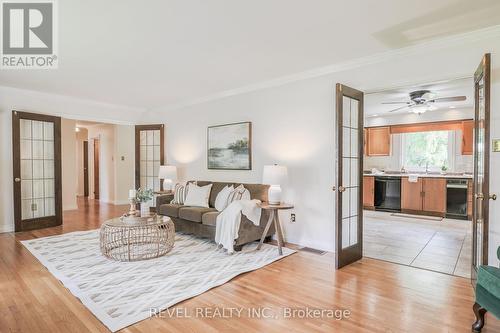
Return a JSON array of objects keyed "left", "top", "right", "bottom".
[{"left": 215, "top": 199, "right": 262, "bottom": 254}]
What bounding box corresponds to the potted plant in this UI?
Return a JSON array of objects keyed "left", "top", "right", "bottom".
[{"left": 135, "top": 188, "right": 154, "bottom": 217}]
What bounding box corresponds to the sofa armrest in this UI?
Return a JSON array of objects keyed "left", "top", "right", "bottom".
[{"left": 156, "top": 194, "right": 174, "bottom": 208}]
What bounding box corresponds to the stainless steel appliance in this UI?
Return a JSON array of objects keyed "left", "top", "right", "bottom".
[
  {"left": 446, "top": 179, "right": 468, "bottom": 219},
  {"left": 374, "top": 177, "right": 401, "bottom": 212}
]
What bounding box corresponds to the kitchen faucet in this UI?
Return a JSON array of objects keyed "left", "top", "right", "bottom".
[{"left": 425, "top": 162, "right": 429, "bottom": 174}]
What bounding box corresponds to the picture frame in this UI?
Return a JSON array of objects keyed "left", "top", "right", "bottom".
[{"left": 207, "top": 121, "right": 252, "bottom": 170}]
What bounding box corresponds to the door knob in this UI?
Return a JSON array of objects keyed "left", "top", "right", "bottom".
[
  {"left": 14, "top": 178, "right": 21, "bottom": 182},
  {"left": 338, "top": 186, "right": 346, "bottom": 193},
  {"left": 490, "top": 194, "right": 497, "bottom": 201},
  {"left": 475, "top": 193, "right": 484, "bottom": 199}
]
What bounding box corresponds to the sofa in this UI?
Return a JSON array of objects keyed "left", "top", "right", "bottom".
[{"left": 156, "top": 181, "right": 275, "bottom": 251}]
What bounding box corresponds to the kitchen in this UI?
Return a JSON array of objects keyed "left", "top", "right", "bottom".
[{"left": 362, "top": 78, "right": 473, "bottom": 278}]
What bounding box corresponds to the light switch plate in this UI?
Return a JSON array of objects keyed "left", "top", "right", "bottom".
[{"left": 493, "top": 139, "right": 500, "bottom": 152}]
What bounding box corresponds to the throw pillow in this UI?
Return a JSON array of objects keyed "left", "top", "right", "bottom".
[
  {"left": 226, "top": 184, "right": 251, "bottom": 206},
  {"left": 184, "top": 183, "right": 213, "bottom": 208},
  {"left": 214, "top": 185, "right": 234, "bottom": 211},
  {"left": 170, "top": 181, "right": 195, "bottom": 205}
]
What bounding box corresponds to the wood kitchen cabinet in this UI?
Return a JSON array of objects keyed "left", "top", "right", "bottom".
[
  {"left": 422, "top": 178, "right": 447, "bottom": 213},
  {"left": 401, "top": 177, "right": 423, "bottom": 211},
  {"left": 366, "top": 127, "right": 391, "bottom": 156},
  {"left": 363, "top": 176, "right": 374, "bottom": 208},
  {"left": 401, "top": 177, "right": 446, "bottom": 215},
  {"left": 462, "top": 120, "right": 474, "bottom": 155}
]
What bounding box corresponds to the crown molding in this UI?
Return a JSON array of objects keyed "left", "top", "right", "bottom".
[{"left": 151, "top": 24, "right": 500, "bottom": 113}]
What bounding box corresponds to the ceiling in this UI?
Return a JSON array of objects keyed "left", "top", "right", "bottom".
[
  {"left": 1, "top": 0, "right": 500, "bottom": 109},
  {"left": 365, "top": 77, "right": 474, "bottom": 117}
]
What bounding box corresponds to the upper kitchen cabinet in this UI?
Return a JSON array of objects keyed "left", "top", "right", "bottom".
[
  {"left": 366, "top": 127, "right": 391, "bottom": 156},
  {"left": 461, "top": 120, "right": 474, "bottom": 155}
]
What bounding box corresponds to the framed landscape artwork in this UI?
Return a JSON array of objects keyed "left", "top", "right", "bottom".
[{"left": 207, "top": 122, "right": 252, "bottom": 170}]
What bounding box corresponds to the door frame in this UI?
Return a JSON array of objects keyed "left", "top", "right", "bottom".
[
  {"left": 335, "top": 84, "right": 364, "bottom": 269},
  {"left": 93, "top": 138, "right": 100, "bottom": 200},
  {"left": 12, "top": 111, "right": 63, "bottom": 232},
  {"left": 83, "top": 140, "right": 89, "bottom": 197},
  {"left": 471, "top": 53, "right": 491, "bottom": 282},
  {"left": 134, "top": 124, "right": 165, "bottom": 190}
]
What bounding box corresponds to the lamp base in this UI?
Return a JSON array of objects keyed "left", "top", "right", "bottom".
[
  {"left": 163, "top": 179, "right": 173, "bottom": 191},
  {"left": 268, "top": 185, "right": 282, "bottom": 205}
]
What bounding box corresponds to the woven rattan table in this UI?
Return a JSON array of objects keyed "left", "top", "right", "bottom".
[{"left": 100, "top": 215, "right": 175, "bottom": 261}]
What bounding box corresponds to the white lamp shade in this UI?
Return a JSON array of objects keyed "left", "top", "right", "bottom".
[
  {"left": 158, "top": 165, "right": 177, "bottom": 180},
  {"left": 262, "top": 165, "right": 287, "bottom": 186}
]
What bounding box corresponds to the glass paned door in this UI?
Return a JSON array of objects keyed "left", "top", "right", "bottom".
[
  {"left": 13, "top": 111, "right": 62, "bottom": 231},
  {"left": 472, "top": 54, "right": 491, "bottom": 284},
  {"left": 335, "top": 84, "right": 364, "bottom": 269},
  {"left": 135, "top": 125, "right": 164, "bottom": 207}
]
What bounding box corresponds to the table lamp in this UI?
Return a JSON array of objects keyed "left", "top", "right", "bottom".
[
  {"left": 158, "top": 165, "right": 177, "bottom": 191},
  {"left": 263, "top": 164, "right": 287, "bottom": 205}
]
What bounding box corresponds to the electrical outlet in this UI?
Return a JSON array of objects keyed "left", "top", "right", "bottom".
[{"left": 290, "top": 213, "right": 296, "bottom": 223}]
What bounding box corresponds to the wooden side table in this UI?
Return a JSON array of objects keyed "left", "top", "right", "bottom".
[{"left": 257, "top": 203, "right": 294, "bottom": 255}]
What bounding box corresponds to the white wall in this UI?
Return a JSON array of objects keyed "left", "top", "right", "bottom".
[
  {"left": 87, "top": 124, "right": 116, "bottom": 204},
  {"left": 0, "top": 87, "right": 139, "bottom": 232},
  {"left": 140, "top": 33, "right": 500, "bottom": 254},
  {"left": 61, "top": 119, "right": 78, "bottom": 210},
  {"left": 113, "top": 125, "right": 136, "bottom": 205}
]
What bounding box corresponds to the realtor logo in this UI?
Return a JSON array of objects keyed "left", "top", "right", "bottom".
[{"left": 1, "top": 0, "right": 58, "bottom": 68}]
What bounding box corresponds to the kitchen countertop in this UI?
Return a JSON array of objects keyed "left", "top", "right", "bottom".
[{"left": 363, "top": 172, "right": 473, "bottom": 179}]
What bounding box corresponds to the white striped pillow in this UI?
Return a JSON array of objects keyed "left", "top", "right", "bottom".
[
  {"left": 226, "top": 184, "right": 250, "bottom": 206},
  {"left": 170, "top": 182, "right": 196, "bottom": 205}
]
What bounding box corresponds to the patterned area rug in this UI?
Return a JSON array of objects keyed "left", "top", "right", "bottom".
[{"left": 21, "top": 230, "right": 295, "bottom": 332}]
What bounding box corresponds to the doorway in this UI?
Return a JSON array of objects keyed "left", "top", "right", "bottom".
[
  {"left": 94, "top": 138, "right": 100, "bottom": 200},
  {"left": 83, "top": 141, "right": 89, "bottom": 197}
]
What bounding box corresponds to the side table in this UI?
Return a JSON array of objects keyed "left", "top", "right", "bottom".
[{"left": 257, "top": 203, "right": 294, "bottom": 255}]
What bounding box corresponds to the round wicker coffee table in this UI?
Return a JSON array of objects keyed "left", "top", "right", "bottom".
[{"left": 100, "top": 215, "right": 175, "bottom": 261}]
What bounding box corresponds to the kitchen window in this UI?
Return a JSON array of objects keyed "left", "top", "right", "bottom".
[{"left": 401, "top": 130, "right": 454, "bottom": 172}]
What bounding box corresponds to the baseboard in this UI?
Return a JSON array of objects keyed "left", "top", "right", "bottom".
[
  {"left": 0, "top": 225, "right": 14, "bottom": 233},
  {"left": 113, "top": 200, "right": 130, "bottom": 205}
]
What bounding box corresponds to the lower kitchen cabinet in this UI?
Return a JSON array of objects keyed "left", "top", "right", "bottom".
[
  {"left": 363, "top": 176, "right": 374, "bottom": 208},
  {"left": 401, "top": 177, "right": 423, "bottom": 211},
  {"left": 422, "top": 178, "right": 447, "bottom": 213},
  {"left": 401, "top": 177, "right": 447, "bottom": 215}
]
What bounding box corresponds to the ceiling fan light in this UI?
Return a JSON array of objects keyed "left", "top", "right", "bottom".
[{"left": 410, "top": 105, "right": 427, "bottom": 114}]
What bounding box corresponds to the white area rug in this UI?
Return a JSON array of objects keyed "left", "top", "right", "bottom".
[{"left": 21, "top": 230, "right": 295, "bottom": 332}]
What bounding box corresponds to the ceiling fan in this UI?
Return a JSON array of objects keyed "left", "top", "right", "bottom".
[{"left": 383, "top": 90, "right": 466, "bottom": 114}]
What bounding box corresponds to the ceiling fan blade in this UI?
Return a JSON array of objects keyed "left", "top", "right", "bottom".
[
  {"left": 388, "top": 105, "right": 411, "bottom": 113},
  {"left": 429, "top": 96, "right": 466, "bottom": 103},
  {"left": 381, "top": 101, "right": 411, "bottom": 105}
]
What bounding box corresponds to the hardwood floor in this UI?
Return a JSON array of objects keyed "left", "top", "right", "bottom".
[{"left": 1, "top": 198, "right": 498, "bottom": 333}]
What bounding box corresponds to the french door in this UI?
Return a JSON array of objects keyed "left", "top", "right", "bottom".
[
  {"left": 135, "top": 125, "right": 165, "bottom": 206},
  {"left": 471, "top": 54, "right": 493, "bottom": 283},
  {"left": 12, "top": 111, "right": 62, "bottom": 232},
  {"left": 335, "top": 84, "right": 364, "bottom": 269}
]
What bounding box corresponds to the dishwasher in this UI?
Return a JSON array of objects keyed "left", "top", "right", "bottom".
[
  {"left": 446, "top": 179, "right": 468, "bottom": 219},
  {"left": 374, "top": 177, "right": 401, "bottom": 212}
]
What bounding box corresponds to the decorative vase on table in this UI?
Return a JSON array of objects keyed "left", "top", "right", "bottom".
[
  {"left": 134, "top": 188, "right": 154, "bottom": 217},
  {"left": 140, "top": 202, "right": 151, "bottom": 217}
]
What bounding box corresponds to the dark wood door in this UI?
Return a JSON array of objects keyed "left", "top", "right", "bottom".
[
  {"left": 94, "top": 139, "right": 100, "bottom": 200},
  {"left": 335, "top": 84, "right": 364, "bottom": 269},
  {"left": 83, "top": 141, "right": 89, "bottom": 197},
  {"left": 12, "top": 111, "right": 62, "bottom": 232},
  {"left": 472, "top": 54, "right": 492, "bottom": 284}
]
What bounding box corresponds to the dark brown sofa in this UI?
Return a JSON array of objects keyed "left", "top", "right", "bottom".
[{"left": 156, "top": 181, "right": 275, "bottom": 250}]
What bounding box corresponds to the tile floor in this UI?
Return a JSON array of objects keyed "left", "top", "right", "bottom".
[{"left": 363, "top": 210, "right": 472, "bottom": 278}]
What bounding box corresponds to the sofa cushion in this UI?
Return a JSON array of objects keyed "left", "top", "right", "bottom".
[
  {"left": 159, "top": 203, "right": 183, "bottom": 218},
  {"left": 179, "top": 206, "right": 217, "bottom": 223},
  {"left": 202, "top": 211, "right": 219, "bottom": 226}
]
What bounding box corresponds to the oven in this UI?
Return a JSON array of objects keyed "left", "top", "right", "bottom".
[{"left": 446, "top": 179, "right": 468, "bottom": 220}]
